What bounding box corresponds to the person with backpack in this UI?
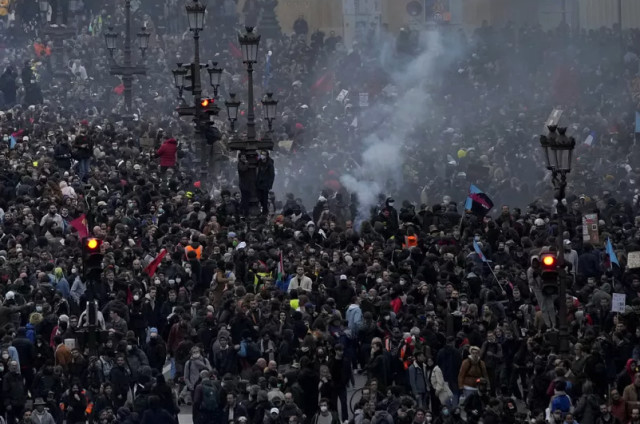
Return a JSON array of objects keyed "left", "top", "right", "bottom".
[
  {"left": 183, "top": 347, "right": 212, "bottom": 405},
  {"left": 193, "top": 371, "right": 222, "bottom": 424}
]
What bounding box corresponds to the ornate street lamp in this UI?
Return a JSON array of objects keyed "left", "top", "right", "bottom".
[
  {"left": 186, "top": 0, "right": 206, "bottom": 32},
  {"left": 238, "top": 26, "right": 261, "bottom": 64},
  {"left": 261, "top": 92, "right": 278, "bottom": 132},
  {"left": 104, "top": 26, "right": 118, "bottom": 55},
  {"left": 103, "top": 0, "right": 147, "bottom": 117},
  {"left": 538, "top": 124, "right": 576, "bottom": 356},
  {"left": 225, "top": 93, "right": 241, "bottom": 132},
  {"left": 207, "top": 62, "right": 223, "bottom": 97},
  {"left": 137, "top": 26, "right": 151, "bottom": 56}
]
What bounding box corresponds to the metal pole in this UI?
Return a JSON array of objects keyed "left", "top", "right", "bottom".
[
  {"left": 619, "top": 0, "right": 624, "bottom": 60},
  {"left": 562, "top": 0, "right": 567, "bottom": 25},
  {"left": 246, "top": 62, "right": 256, "bottom": 140},
  {"left": 192, "top": 29, "right": 207, "bottom": 178},
  {"left": 123, "top": 0, "right": 133, "bottom": 114},
  {"left": 556, "top": 172, "right": 569, "bottom": 355}
]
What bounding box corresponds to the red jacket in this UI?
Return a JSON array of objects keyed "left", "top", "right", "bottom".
[{"left": 157, "top": 138, "right": 177, "bottom": 166}]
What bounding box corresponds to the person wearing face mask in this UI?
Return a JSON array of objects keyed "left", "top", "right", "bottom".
[
  {"left": 128, "top": 292, "right": 148, "bottom": 345},
  {"left": 183, "top": 347, "right": 212, "bottom": 403},
  {"left": 310, "top": 398, "right": 340, "bottom": 424}
]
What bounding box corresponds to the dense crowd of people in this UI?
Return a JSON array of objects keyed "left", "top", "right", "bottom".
[{"left": 1, "top": 2, "right": 640, "bottom": 424}]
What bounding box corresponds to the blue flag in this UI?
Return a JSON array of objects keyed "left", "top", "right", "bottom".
[
  {"left": 9, "top": 135, "right": 16, "bottom": 149},
  {"left": 473, "top": 240, "right": 489, "bottom": 263},
  {"left": 606, "top": 238, "right": 619, "bottom": 267},
  {"left": 636, "top": 112, "right": 640, "bottom": 133},
  {"left": 465, "top": 184, "right": 494, "bottom": 217}
]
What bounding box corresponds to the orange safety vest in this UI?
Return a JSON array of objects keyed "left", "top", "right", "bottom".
[
  {"left": 403, "top": 235, "right": 418, "bottom": 249},
  {"left": 185, "top": 244, "right": 202, "bottom": 260}
]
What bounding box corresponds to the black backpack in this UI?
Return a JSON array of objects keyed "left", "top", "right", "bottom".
[{"left": 200, "top": 380, "right": 220, "bottom": 412}]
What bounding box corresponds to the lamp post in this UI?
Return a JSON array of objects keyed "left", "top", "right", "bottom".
[
  {"left": 261, "top": 92, "right": 279, "bottom": 135},
  {"left": 539, "top": 125, "right": 576, "bottom": 355},
  {"left": 39, "top": 0, "right": 75, "bottom": 78},
  {"left": 226, "top": 27, "right": 278, "bottom": 217},
  {"left": 172, "top": 0, "right": 223, "bottom": 179},
  {"left": 104, "top": 0, "right": 149, "bottom": 119}
]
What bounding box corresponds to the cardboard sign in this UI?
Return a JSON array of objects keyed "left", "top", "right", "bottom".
[
  {"left": 628, "top": 251, "right": 640, "bottom": 269},
  {"left": 612, "top": 293, "right": 626, "bottom": 313},
  {"left": 545, "top": 108, "right": 563, "bottom": 130},
  {"left": 359, "top": 92, "right": 369, "bottom": 107},
  {"left": 336, "top": 89, "right": 349, "bottom": 102},
  {"left": 278, "top": 140, "right": 294, "bottom": 151},
  {"left": 582, "top": 213, "right": 599, "bottom": 244}
]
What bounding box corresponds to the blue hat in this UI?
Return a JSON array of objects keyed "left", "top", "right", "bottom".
[{"left": 149, "top": 327, "right": 158, "bottom": 335}]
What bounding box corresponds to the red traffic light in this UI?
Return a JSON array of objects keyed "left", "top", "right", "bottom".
[
  {"left": 542, "top": 255, "right": 555, "bottom": 266},
  {"left": 201, "top": 98, "right": 215, "bottom": 108},
  {"left": 85, "top": 238, "right": 102, "bottom": 251}
]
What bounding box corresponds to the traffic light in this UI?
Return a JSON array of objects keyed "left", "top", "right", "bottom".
[
  {"left": 540, "top": 253, "right": 558, "bottom": 295},
  {"left": 82, "top": 237, "right": 103, "bottom": 282},
  {"left": 200, "top": 98, "right": 219, "bottom": 119}
]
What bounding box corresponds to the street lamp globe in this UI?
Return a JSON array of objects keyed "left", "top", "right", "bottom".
[
  {"left": 261, "top": 92, "right": 278, "bottom": 121},
  {"left": 104, "top": 26, "right": 119, "bottom": 54},
  {"left": 172, "top": 66, "right": 188, "bottom": 89},
  {"left": 225, "top": 93, "right": 241, "bottom": 122},
  {"left": 185, "top": 0, "right": 206, "bottom": 32},
  {"left": 137, "top": 26, "right": 151, "bottom": 52},
  {"left": 539, "top": 126, "right": 576, "bottom": 173},
  {"left": 238, "top": 27, "right": 261, "bottom": 64},
  {"left": 207, "top": 62, "right": 223, "bottom": 95}
]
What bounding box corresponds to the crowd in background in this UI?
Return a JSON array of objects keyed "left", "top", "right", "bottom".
[{"left": 0, "top": 2, "right": 639, "bottom": 424}]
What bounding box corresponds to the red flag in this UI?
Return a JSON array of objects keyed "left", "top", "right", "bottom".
[
  {"left": 229, "top": 41, "right": 243, "bottom": 59},
  {"left": 70, "top": 214, "right": 89, "bottom": 239},
  {"left": 144, "top": 249, "right": 167, "bottom": 278},
  {"left": 194, "top": 181, "right": 201, "bottom": 188},
  {"left": 311, "top": 71, "right": 334, "bottom": 95},
  {"left": 113, "top": 83, "right": 125, "bottom": 95}
]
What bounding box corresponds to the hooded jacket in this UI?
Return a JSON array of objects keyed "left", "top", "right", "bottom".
[{"left": 157, "top": 138, "right": 178, "bottom": 167}]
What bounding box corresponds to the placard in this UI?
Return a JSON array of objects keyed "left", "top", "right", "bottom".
[
  {"left": 545, "top": 108, "right": 563, "bottom": 129},
  {"left": 582, "top": 213, "right": 599, "bottom": 244},
  {"left": 336, "top": 89, "right": 349, "bottom": 102},
  {"left": 628, "top": 251, "right": 640, "bottom": 269},
  {"left": 612, "top": 293, "right": 626, "bottom": 313},
  {"left": 359, "top": 92, "right": 369, "bottom": 107}
]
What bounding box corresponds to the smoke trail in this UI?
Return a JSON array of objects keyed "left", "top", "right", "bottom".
[{"left": 340, "top": 28, "right": 463, "bottom": 223}]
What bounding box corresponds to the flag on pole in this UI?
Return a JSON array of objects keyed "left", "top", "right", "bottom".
[
  {"left": 229, "top": 41, "right": 243, "bottom": 59},
  {"left": 263, "top": 51, "right": 272, "bottom": 88},
  {"left": 144, "top": 249, "right": 167, "bottom": 277},
  {"left": 311, "top": 71, "right": 335, "bottom": 95},
  {"left": 583, "top": 131, "right": 596, "bottom": 147},
  {"left": 276, "top": 250, "right": 284, "bottom": 282},
  {"left": 70, "top": 214, "right": 89, "bottom": 239},
  {"left": 606, "top": 238, "right": 619, "bottom": 268},
  {"left": 465, "top": 184, "right": 494, "bottom": 217},
  {"left": 473, "top": 240, "right": 489, "bottom": 263}
]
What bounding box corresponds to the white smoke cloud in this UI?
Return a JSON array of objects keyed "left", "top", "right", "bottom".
[{"left": 340, "top": 28, "right": 463, "bottom": 223}]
